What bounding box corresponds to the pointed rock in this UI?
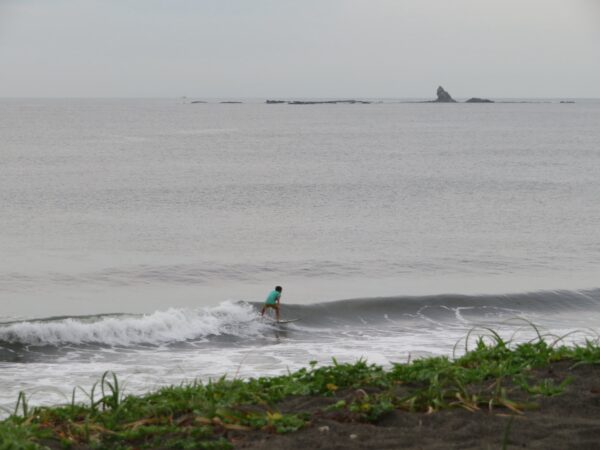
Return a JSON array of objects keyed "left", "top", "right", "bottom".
[{"left": 435, "top": 86, "right": 456, "bottom": 103}]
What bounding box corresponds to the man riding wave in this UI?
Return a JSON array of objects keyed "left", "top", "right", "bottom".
[{"left": 261, "top": 286, "right": 282, "bottom": 321}]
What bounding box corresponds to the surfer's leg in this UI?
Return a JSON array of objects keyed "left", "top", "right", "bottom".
[{"left": 275, "top": 305, "right": 280, "bottom": 321}]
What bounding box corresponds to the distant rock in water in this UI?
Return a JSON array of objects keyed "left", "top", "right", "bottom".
[
  {"left": 427, "top": 87, "right": 493, "bottom": 104},
  {"left": 560, "top": 101, "right": 576, "bottom": 104},
  {"left": 435, "top": 86, "right": 456, "bottom": 103},
  {"left": 465, "top": 97, "right": 494, "bottom": 103},
  {"left": 266, "top": 99, "right": 371, "bottom": 105},
  {"left": 190, "top": 100, "right": 207, "bottom": 104},
  {"left": 288, "top": 100, "right": 371, "bottom": 105},
  {"left": 220, "top": 101, "right": 243, "bottom": 104}
]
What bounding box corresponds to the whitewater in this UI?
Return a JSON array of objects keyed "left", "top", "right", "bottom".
[
  {"left": 2, "top": 292, "right": 600, "bottom": 414},
  {"left": 1, "top": 99, "right": 600, "bottom": 414}
]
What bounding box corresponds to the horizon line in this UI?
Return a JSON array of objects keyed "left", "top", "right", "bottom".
[{"left": 0, "top": 96, "right": 597, "bottom": 100}]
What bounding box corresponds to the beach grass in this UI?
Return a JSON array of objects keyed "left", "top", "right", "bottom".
[{"left": 1, "top": 331, "right": 599, "bottom": 449}]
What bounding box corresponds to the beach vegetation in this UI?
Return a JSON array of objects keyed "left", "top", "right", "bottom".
[{"left": 0, "top": 330, "right": 598, "bottom": 449}]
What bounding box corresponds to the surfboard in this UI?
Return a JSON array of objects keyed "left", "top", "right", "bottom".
[
  {"left": 264, "top": 317, "right": 301, "bottom": 324},
  {"left": 275, "top": 318, "right": 301, "bottom": 324}
]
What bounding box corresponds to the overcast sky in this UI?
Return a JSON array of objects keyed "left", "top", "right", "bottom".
[{"left": 1, "top": 0, "right": 599, "bottom": 98}]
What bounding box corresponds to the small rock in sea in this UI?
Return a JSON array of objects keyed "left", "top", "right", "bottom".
[
  {"left": 465, "top": 97, "right": 494, "bottom": 103},
  {"left": 350, "top": 434, "right": 358, "bottom": 439},
  {"left": 318, "top": 426, "right": 330, "bottom": 433}
]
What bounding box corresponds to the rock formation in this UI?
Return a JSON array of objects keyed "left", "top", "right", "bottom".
[
  {"left": 265, "top": 100, "right": 371, "bottom": 105},
  {"left": 288, "top": 100, "right": 371, "bottom": 105},
  {"left": 466, "top": 97, "right": 494, "bottom": 103},
  {"left": 435, "top": 86, "right": 456, "bottom": 103}
]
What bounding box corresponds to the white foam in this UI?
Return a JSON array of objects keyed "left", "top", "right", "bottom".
[{"left": 0, "top": 301, "right": 266, "bottom": 346}]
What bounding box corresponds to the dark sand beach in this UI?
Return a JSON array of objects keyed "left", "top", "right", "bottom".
[{"left": 234, "top": 361, "right": 600, "bottom": 450}]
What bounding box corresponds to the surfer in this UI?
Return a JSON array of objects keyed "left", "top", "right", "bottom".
[{"left": 261, "top": 286, "right": 282, "bottom": 321}]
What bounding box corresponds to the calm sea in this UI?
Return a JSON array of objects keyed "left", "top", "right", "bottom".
[{"left": 1, "top": 98, "right": 599, "bottom": 413}]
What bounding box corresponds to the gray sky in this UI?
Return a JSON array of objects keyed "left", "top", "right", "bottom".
[{"left": 1, "top": 0, "right": 599, "bottom": 98}]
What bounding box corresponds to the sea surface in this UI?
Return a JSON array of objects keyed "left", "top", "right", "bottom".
[{"left": 1, "top": 98, "right": 600, "bottom": 414}]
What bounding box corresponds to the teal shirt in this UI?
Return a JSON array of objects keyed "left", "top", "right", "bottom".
[{"left": 265, "top": 290, "right": 281, "bottom": 305}]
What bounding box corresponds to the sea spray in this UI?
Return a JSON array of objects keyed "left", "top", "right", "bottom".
[{"left": 0, "top": 301, "right": 267, "bottom": 346}]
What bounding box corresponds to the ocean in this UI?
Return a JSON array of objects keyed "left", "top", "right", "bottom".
[{"left": 1, "top": 98, "right": 600, "bottom": 414}]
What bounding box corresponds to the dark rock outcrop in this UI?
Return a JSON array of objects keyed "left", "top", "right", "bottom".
[
  {"left": 265, "top": 100, "right": 371, "bottom": 105},
  {"left": 435, "top": 86, "right": 456, "bottom": 103},
  {"left": 288, "top": 100, "right": 371, "bottom": 105},
  {"left": 466, "top": 97, "right": 494, "bottom": 103}
]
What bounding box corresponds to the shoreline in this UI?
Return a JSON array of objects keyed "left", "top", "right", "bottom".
[{"left": 1, "top": 333, "right": 599, "bottom": 449}]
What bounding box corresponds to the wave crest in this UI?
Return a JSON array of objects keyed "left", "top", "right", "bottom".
[{"left": 0, "top": 301, "right": 265, "bottom": 346}]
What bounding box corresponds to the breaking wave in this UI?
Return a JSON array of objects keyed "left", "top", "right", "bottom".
[
  {"left": 1, "top": 289, "right": 599, "bottom": 349},
  {"left": 0, "top": 301, "right": 266, "bottom": 346}
]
